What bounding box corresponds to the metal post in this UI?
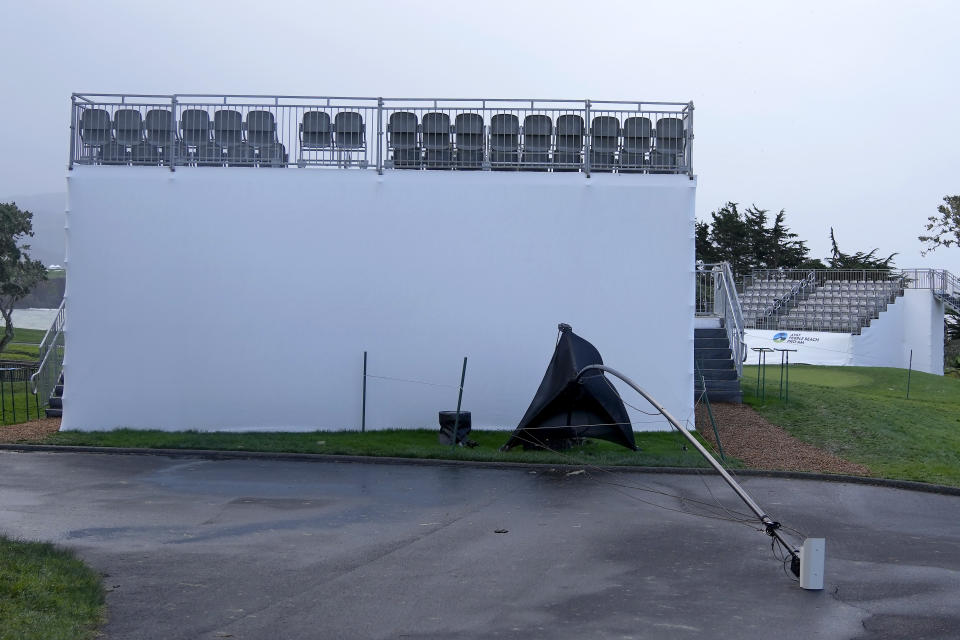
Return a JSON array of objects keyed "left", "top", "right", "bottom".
[
  {"left": 576, "top": 364, "right": 799, "bottom": 561},
  {"left": 169, "top": 95, "right": 177, "bottom": 172},
  {"left": 779, "top": 350, "right": 785, "bottom": 400},
  {"left": 906, "top": 349, "right": 913, "bottom": 399},
  {"left": 376, "top": 98, "right": 384, "bottom": 175},
  {"left": 686, "top": 101, "right": 694, "bottom": 176},
  {"left": 450, "top": 357, "right": 468, "bottom": 449},
  {"left": 583, "top": 99, "right": 591, "bottom": 178},
  {"left": 68, "top": 95, "right": 77, "bottom": 170},
  {"left": 361, "top": 351, "right": 367, "bottom": 432}
]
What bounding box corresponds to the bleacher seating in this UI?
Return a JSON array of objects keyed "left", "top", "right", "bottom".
[{"left": 740, "top": 276, "right": 904, "bottom": 334}]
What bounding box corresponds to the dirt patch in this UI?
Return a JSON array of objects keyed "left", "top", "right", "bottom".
[
  {"left": 696, "top": 402, "right": 870, "bottom": 476},
  {"left": 0, "top": 417, "right": 62, "bottom": 443}
]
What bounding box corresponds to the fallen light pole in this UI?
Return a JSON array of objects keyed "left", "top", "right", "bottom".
[{"left": 576, "top": 363, "right": 825, "bottom": 590}]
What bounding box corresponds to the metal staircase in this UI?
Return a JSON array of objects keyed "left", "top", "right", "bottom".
[{"left": 29, "top": 301, "right": 65, "bottom": 418}]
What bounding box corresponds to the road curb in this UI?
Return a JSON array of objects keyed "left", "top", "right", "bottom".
[{"left": 2, "top": 443, "right": 959, "bottom": 497}]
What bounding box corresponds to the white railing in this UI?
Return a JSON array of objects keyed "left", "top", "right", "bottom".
[
  {"left": 696, "top": 262, "right": 745, "bottom": 377},
  {"left": 30, "top": 300, "right": 65, "bottom": 406},
  {"left": 69, "top": 94, "right": 694, "bottom": 176}
]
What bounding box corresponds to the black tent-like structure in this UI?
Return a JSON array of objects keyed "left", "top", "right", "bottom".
[{"left": 501, "top": 324, "right": 637, "bottom": 452}]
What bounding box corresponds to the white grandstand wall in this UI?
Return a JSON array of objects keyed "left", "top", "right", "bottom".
[
  {"left": 63, "top": 167, "right": 696, "bottom": 432},
  {"left": 744, "top": 289, "right": 944, "bottom": 374}
]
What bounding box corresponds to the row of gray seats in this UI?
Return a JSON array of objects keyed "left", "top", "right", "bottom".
[
  {"left": 79, "top": 108, "right": 300, "bottom": 166},
  {"left": 79, "top": 107, "right": 687, "bottom": 171},
  {"left": 383, "top": 112, "right": 685, "bottom": 170}
]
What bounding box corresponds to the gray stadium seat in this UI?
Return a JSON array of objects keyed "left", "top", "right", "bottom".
[
  {"left": 114, "top": 109, "right": 144, "bottom": 148},
  {"left": 225, "top": 142, "right": 255, "bottom": 167},
  {"left": 79, "top": 108, "right": 113, "bottom": 163},
  {"left": 554, "top": 114, "right": 584, "bottom": 170},
  {"left": 521, "top": 115, "right": 552, "bottom": 169},
  {"left": 422, "top": 112, "right": 453, "bottom": 169},
  {"left": 490, "top": 114, "right": 520, "bottom": 169},
  {"left": 387, "top": 111, "right": 420, "bottom": 169},
  {"left": 100, "top": 141, "right": 128, "bottom": 165},
  {"left": 651, "top": 117, "right": 684, "bottom": 172},
  {"left": 132, "top": 141, "right": 162, "bottom": 166},
  {"left": 300, "top": 111, "right": 332, "bottom": 149},
  {"left": 334, "top": 111, "right": 365, "bottom": 149},
  {"left": 180, "top": 109, "right": 212, "bottom": 148},
  {"left": 620, "top": 116, "right": 652, "bottom": 172},
  {"left": 197, "top": 143, "right": 224, "bottom": 167},
  {"left": 455, "top": 113, "right": 484, "bottom": 169},
  {"left": 589, "top": 116, "right": 619, "bottom": 171},
  {"left": 257, "top": 143, "right": 287, "bottom": 167},
  {"left": 214, "top": 110, "right": 244, "bottom": 146},
  {"left": 144, "top": 109, "right": 177, "bottom": 165},
  {"left": 246, "top": 110, "right": 277, "bottom": 146}
]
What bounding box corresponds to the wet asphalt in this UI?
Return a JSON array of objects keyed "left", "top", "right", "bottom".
[{"left": 1, "top": 451, "right": 958, "bottom": 639}]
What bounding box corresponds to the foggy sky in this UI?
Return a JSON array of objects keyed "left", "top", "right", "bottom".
[{"left": 1, "top": 0, "right": 957, "bottom": 271}]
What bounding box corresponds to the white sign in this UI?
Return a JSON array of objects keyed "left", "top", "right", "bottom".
[{"left": 744, "top": 329, "right": 853, "bottom": 366}]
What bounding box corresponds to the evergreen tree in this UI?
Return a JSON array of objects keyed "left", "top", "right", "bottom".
[{"left": 827, "top": 228, "right": 897, "bottom": 269}]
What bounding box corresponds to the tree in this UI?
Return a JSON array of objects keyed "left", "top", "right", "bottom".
[
  {"left": 0, "top": 203, "right": 47, "bottom": 355},
  {"left": 919, "top": 195, "right": 960, "bottom": 256},
  {"left": 827, "top": 228, "right": 897, "bottom": 270},
  {"left": 696, "top": 202, "right": 819, "bottom": 275}
]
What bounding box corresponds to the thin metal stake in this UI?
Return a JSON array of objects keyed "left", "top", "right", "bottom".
[
  {"left": 906, "top": 349, "right": 913, "bottom": 399},
  {"left": 361, "top": 351, "right": 367, "bottom": 432},
  {"left": 451, "top": 357, "right": 468, "bottom": 450}
]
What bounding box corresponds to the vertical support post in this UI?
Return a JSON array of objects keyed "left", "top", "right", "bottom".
[
  {"left": 583, "top": 99, "right": 591, "bottom": 178},
  {"left": 169, "top": 95, "right": 177, "bottom": 172},
  {"left": 906, "top": 349, "right": 913, "bottom": 399},
  {"left": 376, "top": 97, "right": 384, "bottom": 175},
  {"left": 361, "top": 351, "right": 367, "bottom": 432},
  {"left": 686, "top": 101, "right": 694, "bottom": 176},
  {"left": 68, "top": 95, "right": 77, "bottom": 169},
  {"left": 779, "top": 350, "right": 785, "bottom": 399},
  {"left": 756, "top": 350, "right": 762, "bottom": 396},
  {"left": 450, "top": 357, "right": 468, "bottom": 449}
]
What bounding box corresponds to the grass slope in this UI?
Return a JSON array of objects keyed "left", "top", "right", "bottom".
[
  {"left": 0, "top": 536, "right": 104, "bottom": 640},
  {"left": 43, "top": 428, "right": 735, "bottom": 469},
  {"left": 743, "top": 365, "right": 960, "bottom": 486}
]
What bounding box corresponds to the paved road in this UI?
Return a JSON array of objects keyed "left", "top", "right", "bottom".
[{"left": 1, "top": 451, "right": 958, "bottom": 639}]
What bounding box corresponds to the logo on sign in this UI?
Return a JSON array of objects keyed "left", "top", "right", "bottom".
[{"left": 773, "top": 332, "right": 788, "bottom": 343}]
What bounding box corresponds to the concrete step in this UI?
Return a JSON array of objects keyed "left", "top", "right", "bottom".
[
  {"left": 695, "top": 358, "right": 735, "bottom": 370},
  {"left": 694, "top": 337, "right": 729, "bottom": 349},
  {"left": 45, "top": 407, "right": 62, "bottom": 418},
  {"left": 698, "top": 368, "right": 738, "bottom": 381},
  {"left": 693, "top": 348, "right": 731, "bottom": 360},
  {"left": 49, "top": 396, "right": 62, "bottom": 409},
  {"left": 694, "top": 328, "right": 727, "bottom": 339},
  {"left": 53, "top": 384, "right": 63, "bottom": 396},
  {"left": 700, "top": 379, "right": 741, "bottom": 392}
]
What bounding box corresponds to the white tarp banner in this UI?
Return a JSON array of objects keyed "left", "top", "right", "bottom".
[{"left": 744, "top": 329, "right": 853, "bottom": 366}]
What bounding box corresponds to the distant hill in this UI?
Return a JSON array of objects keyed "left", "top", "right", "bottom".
[{"left": 2, "top": 192, "right": 65, "bottom": 267}]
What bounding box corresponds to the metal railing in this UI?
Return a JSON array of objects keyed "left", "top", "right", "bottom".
[
  {"left": 69, "top": 94, "right": 694, "bottom": 176},
  {"left": 30, "top": 300, "right": 65, "bottom": 406},
  {"left": 696, "top": 262, "right": 745, "bottom": 377},
  {"left": 753, "top": 270, "right": 817, "bottom": 330}
]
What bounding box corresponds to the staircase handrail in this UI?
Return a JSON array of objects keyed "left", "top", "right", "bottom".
[
  {"left": 715, "top": 263, "right": 746, "bottom": 377},
  {"left": 30, "top": 300, "right": 65, "bottom": 398},
  {"left": 759, "top": 270, "right": 817, "bottom": 327}
]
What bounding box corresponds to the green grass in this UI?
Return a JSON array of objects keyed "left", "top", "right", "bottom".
[
  {"left": 742, "top": 364, "right": 960, "bottom": 486},
  {"left": 0, "top": 328, "right": 45, "bottom": 362},
  {"left": 40, "top": 428, "right": 736, "bottom": 469},
  {"left": 0, "top": 536, "right": 104, "bottom": 640},
  {"left": 0, "top": 381, "right": 44, "bottom": 425}
]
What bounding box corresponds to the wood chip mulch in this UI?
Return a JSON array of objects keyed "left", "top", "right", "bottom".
[
  {"left": 695, "top": 402, "right": 870, "bottom": 476},
  {"left": 0, "top": 417, "right": 63, "bottom": 443}
]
